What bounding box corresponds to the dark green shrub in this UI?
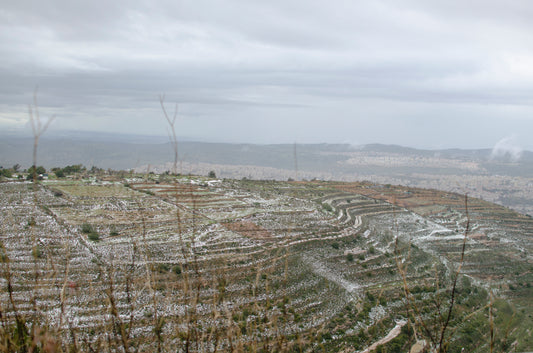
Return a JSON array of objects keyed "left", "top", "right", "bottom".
[
  {"left": 109, "top": 226, "right": 119, "bottom": 236},
  {"left": 27, "top": 218, "right": 36, "bottom": 227},
  {"left": 172, "top": 265, "right": 182, "bottom": 275},
  {"left": 157, "top": 263, "right": 170, "bottom": 273},
  {"left": 88, "top": 232, "right": 100, "bottom": 241},
  {"left": 366, "top": 292, "right": 375, "bottom": 302},
  {"left": 0, "top": 168, "right": 13, "bottom": 178},
  {"left": 81, "top": 223, "right": 93, "bottom": 234},
  {"left": 32, "top": 245, "right": 43, "bottom": 259}
]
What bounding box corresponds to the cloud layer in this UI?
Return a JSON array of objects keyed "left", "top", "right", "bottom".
[{"left": 1, "top": 0, "right": 533, "bottom": 150}]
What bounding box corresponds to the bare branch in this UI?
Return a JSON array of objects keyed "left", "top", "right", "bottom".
[
  {"left": 28, "top": 88, "right": 55, "bottom": 180},
  {"left": 159, "top": 94, "right": 179, "bottom": 174}
]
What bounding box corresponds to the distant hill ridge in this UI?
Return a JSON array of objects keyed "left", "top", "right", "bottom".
[
  {"left": 2, "top": 133, "right": 532, "bottom": 215},
  {"left": 1, "top": 133, "right": 532, "bottom": 170}
]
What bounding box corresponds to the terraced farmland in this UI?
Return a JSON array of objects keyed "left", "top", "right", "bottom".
[{"left": 0, "top": 177, "right": 531, "bottom": 352}]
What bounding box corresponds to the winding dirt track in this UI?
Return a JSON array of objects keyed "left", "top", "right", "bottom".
[{"left": 358, "top": 320, "right": 407, "bottom": 353}]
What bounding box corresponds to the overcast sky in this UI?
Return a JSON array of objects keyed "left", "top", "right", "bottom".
[{"left": 1, "top": 0, "right": 533, "bottom": 151}]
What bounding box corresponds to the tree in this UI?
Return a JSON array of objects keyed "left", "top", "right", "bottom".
[
  {"left": 63, "top": 164, "right": 84, "bottom": 174},
  {"left": 208, "top": 170, "right": 216, "bottom": 178},
  {"left": 27, "top": 166, "right": 46, "bottom": 180},
  {"left": 0, "top": 168, "right": 13, "bottom": 178}
]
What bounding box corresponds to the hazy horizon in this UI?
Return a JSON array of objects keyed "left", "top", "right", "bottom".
[{"left": 3, "top": 129, "right": 533, "bottom": 155}]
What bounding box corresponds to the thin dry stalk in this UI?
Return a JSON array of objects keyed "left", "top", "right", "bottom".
[
  {"left": 58, "top": 245, "right": 71, "bottom": 330},
  {"left": 436, "top": 194, "right": 470, "bottom": 352},
  {"left": 28, "top": 89, "right": 56, "bottom": 350},
  {"left": 394, "top": 194, "right": 471, "bottom": 353},
  {"left": 104, "top": 256, "right": 131, "bottom": 353},
  {"left": 159, "top": 94, "right": 179, "bottom": 175},
  {"left": 28, "top": 88, "right": 55, "bottom": 183},
  {"left": 489, "top": 291, "right": 494, "bottom": 353}
]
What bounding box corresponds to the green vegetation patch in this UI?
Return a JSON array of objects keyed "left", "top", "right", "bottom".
[{"left": 53, "top": 183, "right": 139, "bottom": 198}]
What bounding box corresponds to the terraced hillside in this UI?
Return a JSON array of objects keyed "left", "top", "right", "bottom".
[{"left": 0, "top": 176, "right": 531, "bottom": 352}]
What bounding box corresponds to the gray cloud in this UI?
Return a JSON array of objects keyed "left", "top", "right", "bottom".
[{"left": 1, "top": 0, "right": 533, "bottom": 150}]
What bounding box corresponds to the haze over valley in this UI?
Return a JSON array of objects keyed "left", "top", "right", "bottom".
[{"left": 2, "top": 132, "right": 532, "bottom": 216}]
